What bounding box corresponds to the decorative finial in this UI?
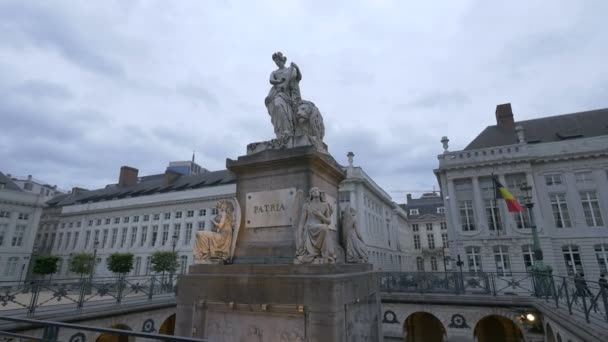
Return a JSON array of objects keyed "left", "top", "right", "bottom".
[
  {"left": 347, "top": 152, "right": 355, "bottom": 167},
  {"left": 441, "top": 136, "right": 450, "bottom": 153},
  {"left": 192, "top": 150, "right": 195, "bottom": 163},
  {"left": 515, "top": 126, "right": 525, "bottom": 144}
]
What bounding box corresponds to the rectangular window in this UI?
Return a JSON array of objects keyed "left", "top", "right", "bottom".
[
  {"left": 72, "top": 231, "right": 79, "bottom": 250},
  {"left": 174, "top": 223, "right": 181, "bottom": 241},
  {"left": 18, "top": 213, "right": 29, "bottom": 220},
  {"left": 211, "top": 208, "right": 218, "bottom": 215},
  {"left": 145, "top": 256, "right": 152, "bottom": 275},
  {"left": 123, "top": 216, "right": 130, "bottom": 223},
  {"left": 105, "top": 218, "right": 111, "bottom": 225},
  {"left": 440, "top": 222, "right": 447, "bottom": 230},
  {"left": 187, "top": 210, "right": 194, "bottom": 217},
  {"left": 198, "top": 221, "right": 205, "bottom": 230},
  {"left": 130, "top": 227, "right": 137, "bottom": 247},
  {"left": 111, "top": 228, "right": 118, "bottom": 248},
  {"left": 441, "top": 233, "right": 449, "bottom": 248},
  {"left": 427, "top": 234, "right": 435, "bottom": 249},
  {"left": 514, "top": 197, "right": 532, "bottom": 228},
  {"left": 416, "top": 257, "right": 424, "bottom": 271},
  {"left": 412, "top": 224, "right": 419, "bottom": 232},
  {"left": 522, "top": 245, "right": 535, "bottom": 269},
  {"left": 545, "top": 174, "right": 562, "bottom": 186},
  {"left": 76, "top": 221, "right": 81, "bottom": 228},
  {"left": 164, "top": 213, "right": 171, "bottom": 220},
  {"left": 102, "top": 229, "right": 109, "bottom": 248},
  {"left": 5, "top": 257, "right": 18, "bottom": 276},
  {"left": 94, "top": 230, "right": 100, "bottom": 246},
  {"left": 153, "top": 214, "right": 160, "bottom": 221},
  {"left": 413, "top": 235, "right": 421, "bottom": 249},
  {"left": 68, "top": 222, "right": 73, "bottom": 228},
  {"left": 493, "top": 246, "right": 511, "bottom": 276},
  {"left": 120, "top": 227, "right": 128, "bottom": 248},
  {"left": 12, "top": 225, "right": 26, "bottom": 247},
  {"left": 437, "top": 207, "right": 445, "bottom": 214},
  {"left": 562, "top": 245, "right": 583, "bottom": 276},
  {"left": 162, "top": 224, "right": 169, "bottom": 245},
  {"left": 426, "top": 223, "right": 433, "bottom": 231},
  {"left": 49, "top": 233, "right": 56, "bottom": 250},
  {"left": 459, "top": 200, "right": 476, "bottom": 231},
  {"left": 96, "top": 219, "right": 102, "bottom": 226},
  {"left": 42, "top": 233, "right": 49, "bottom": 249},
  {"left": 57, "top": 232, "right": 63, "bottom": 250},
  {"left": 595, "top": 244, "right": 608, "bottom": 274},
  {"left": 65, "top": 232, "right": 71, "bottom": 249},
  {"left": 550, "top": 193, "right": 571, "bottom": 228},
  {"left": 180, "top": 255, "right": 188, "bottom": 274},
  {"left": 61, "top": 223, "right": 66, "bottom": 229},
  {"left": 430, "top": 257, "right": 438, "bottom": 271},
  {"left": 140, "top": 226, "right": 148, "bottom": 247},
  {"left": 134, "top": 256, "right": 141, "bottom": 276},
  {"left": 485, "top": 199, "right": 503, "bottom": 232},
  {"left": 199, "top": 209, "right": 206, "bottom": 216},
  {"left": 184, "top": 223, "right": 193, "bottom": 245},
  {"left": 575, "top": 171, "right": 593, "bottom": 183},
  {"left": 0, "top": 223, "right": 7, "bottom": 246},
  {"left": 143, "top": 215, "right": 150, "bottom": 222},
  {"left": 151, "top": 225, "right": 158, "bottom": 247},
  {"left": 409, "top": 209, "right": 419, "bottom": 216},
  {"left": 466, "top": 246, "right": 482, "bottom": 273},
  {"left": 114, "top": 217, "right": 120, "bottom": 224},
  {"left": 84, "top": 230, "right": 91, "bottom": 249},
  {"left": 88, "top": 220, "right": 93, "bottom": 226},
  {"left": 580, "top": 191, "right": 604, "bottom": 227},
  {"left": 0, "top": 211, "right": 10, "bottom": 218},
  {"left": 175, "top": 211, "right": 183, "bottom": 219},
  {"left": 133, "top": 216, "right": 139, "bottom": 223}
]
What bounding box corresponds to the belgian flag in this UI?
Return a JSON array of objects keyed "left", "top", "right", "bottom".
[{"left": 493, "top": 177, "right": 524, "bottom": 212}]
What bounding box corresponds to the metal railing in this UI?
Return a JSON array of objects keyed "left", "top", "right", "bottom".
[
  {"left": 380, "top": 271, "right": 608, "bottom": 324},
  {"left": 0, "top": 274, "right": 176, "bottom": 316},
  {"left": 0, "top": 316, "right": 206, "bottom": 342}
]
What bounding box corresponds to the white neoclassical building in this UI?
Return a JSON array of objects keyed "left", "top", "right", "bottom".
[
  {"left": 0, "top": 172, "right": 62, "bottom": 283},
  {"left": 435, "top": 104, "right": 608, "bottom": 280}
]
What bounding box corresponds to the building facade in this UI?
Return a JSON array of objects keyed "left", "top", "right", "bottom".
[
  {"left": 339, "top": 155, "right": 413, "bottom": 271},
  {"left": 435, "top": 104, "right": 608, "bottom": 281},
  {"left": 401, "top": 193, "right": 451, "bottom": 272},
  {"left": 0, "top": 173, "right": 58, "bottom": 283}
]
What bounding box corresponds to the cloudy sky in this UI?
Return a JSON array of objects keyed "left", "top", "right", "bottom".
[{"left": 1, "top": 1, "right": 607, "bottom": 201}]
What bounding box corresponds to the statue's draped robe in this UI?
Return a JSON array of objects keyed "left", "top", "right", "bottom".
[
  {"left": 295, "top": 201, "right": 336, "bottom": 264},
  {"left": 344, "top": 212, "right": 368, "bottom": 263},
  {"left": 265, "top": 66, "right": 301, "bottom": 138},
  {"left": 194, "top": 213, "right": 232, "bottom": 260}
]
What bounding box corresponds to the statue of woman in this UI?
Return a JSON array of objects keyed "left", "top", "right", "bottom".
[
  {"left": 265, "top": 51, "right": 302, "bottom": 138},
  {"left": 342, "top": 205, "right": 368, "bottom": 263},
  {"left": 194, "top": 200, "right": 234, "bottom": 261},
  {"left": 294, "top": 187, "right": 336, "bottom": 264}
]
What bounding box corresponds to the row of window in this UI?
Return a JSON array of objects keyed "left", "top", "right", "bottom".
[
  {"left": 0, "top": 223, "right": 27, "bottom": 247},
  {"left": 411, "top": 222, "right": 447, "bottom": 232},
  {"left": 46, "top": 221, "right": 206, "bottom": 251},
  {"left": 369, "top": 251, "right": 403, "bottom": 270},
  {"left": 52, "top": 208, "right": 218, "bottom": 230},
  {"left": 409, "top": 207, "right": 445, "bottom": 216},
  {"left": 0, "top": 211, "right": 30, "bottom": 220},
  {"left": 413, "top": 233, "right": 449, "bottom": 250},
  {"left": 463, "top": 244, "right": 608, "bottom": 276},
  {"left": 416, "top": 256, "right": 452, "bottom": 271},
  {"left": 544, "top": 171, "right": 600, "bottom": 186},
  {"left": 458, "top": 190, "right": 604, "bottom": 231}
]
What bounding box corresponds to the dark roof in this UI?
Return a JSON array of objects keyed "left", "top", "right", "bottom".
[
  {"left": 54, "top": 169, "right": 236, "bottom": 207},
  {"left": 465, "top": 108, "right": 608, "bottom": 150},
  {"left": 400, "top": 193, "right": 444, "bottom": 219},
  {"left": 0, "top": 172, "right": 23, "bottom": 192}
]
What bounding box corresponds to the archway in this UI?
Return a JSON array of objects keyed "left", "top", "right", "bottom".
[
  {"left": 404, "top": 312, "right": 445, "bottom": 342},
  {"left": 474, "top": 315, "right": 523, "bottom": 342},
  {"left": 95, "top": 324, "right": 134, "bottom": 342},
  {"left": 159, "top": 314, "right": 176, "bottom": 335},
  {"left": 545, "top": 323, "right": 556, "bottom": 342}
]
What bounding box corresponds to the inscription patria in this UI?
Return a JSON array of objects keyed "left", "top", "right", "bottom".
[{"left": 246, "top": 188, "right": 296, "bottom": 228}]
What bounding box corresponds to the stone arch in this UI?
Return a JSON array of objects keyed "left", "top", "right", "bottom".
[
  {"left": 159, "top": 313, "right": 176, "bottom": 335},
  {"left": 95, "top": 324, "right": 134, "bottom": 342},
  {"left": 473, "top": 315, "right": 523, "bottom": 342},
  {"left": 403, "top": 311, "right": 446, "bottom": 342},
  {"left": 545, "top": 323, "right": 556, "bottom": 342}
]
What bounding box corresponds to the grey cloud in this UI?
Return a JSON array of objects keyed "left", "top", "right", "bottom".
[
  {"left": 394, "top": 91, "right": 471, "bottom": 110},
  {"left": 0, "top": 2, "right": 124, "bottom": 77},
  {"left": 175, "top": 84, "right": 220, "bottom": 108},
  {"left": 13, "top": 79, "right": 72, "bottom": 100}
]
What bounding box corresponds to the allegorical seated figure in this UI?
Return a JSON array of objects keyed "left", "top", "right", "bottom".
[
  {"left": 342, "top": 205, "right": 368, "bottom": 263},
  {"left": 294, "top": 187, "right": 336, "bottom": 264},
  {"left": 194, "top": 200, "right": 234, "bottom": 262}
]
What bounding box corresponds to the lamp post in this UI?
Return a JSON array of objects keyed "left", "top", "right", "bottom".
[
  {"left": 520, "top": 183, "right": 552, "bottom": 296},
  {"left": 168, "top": 234, "right": 178, "bottom": 290},
  {"left": 88, "top": 238, "right": 99, "bottom": 286},
  {"left": 25, "top": 245, "right": 39, "bottom": 289}
]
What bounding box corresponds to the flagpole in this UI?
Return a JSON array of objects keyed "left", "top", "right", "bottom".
[{"left": 492, "top": 174, "right": 499, "bottom": 236}]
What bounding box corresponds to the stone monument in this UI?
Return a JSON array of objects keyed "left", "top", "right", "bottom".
[{"left": 176, "top": 52, "right": 381, "bottom": 342}]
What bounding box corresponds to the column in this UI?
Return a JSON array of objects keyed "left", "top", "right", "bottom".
[
  {"left": 471, "top": 176, "right": 486, "bottom": 234},
  {"left": 446, "top": 178, "right": 464, "bottom": 258}
]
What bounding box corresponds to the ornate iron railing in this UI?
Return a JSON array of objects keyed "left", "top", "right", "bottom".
[
  {"left": 380, "top": 271, "right": 608, "bottom": 324},
  {"left": 0, "top": 316, "right": 206, "bottom": 342},
  {"left": 0, "top": 274, "right": 176, "bottom": 316}
]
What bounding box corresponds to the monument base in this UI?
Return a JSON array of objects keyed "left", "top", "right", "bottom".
[{"left": 175, "top": 264, "right": 381, "bottom": 342}]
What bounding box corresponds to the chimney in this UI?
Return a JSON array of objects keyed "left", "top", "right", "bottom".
[
  {"left": 165, "top": 169, "right": 182, "bottom": 185},
  {"left": 118, "top": 166, "right": 139, "bottom": 187},
  {"left": 406, "top": 193, "right": 412, "bottom": 203},
  {"left": 71, "top": 187, "right": 88, "bottom": 195},
  {"left": 495, "top": 103, "right": 515, "bottom": 129}
]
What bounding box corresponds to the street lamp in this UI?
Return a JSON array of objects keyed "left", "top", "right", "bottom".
[
  {"left": 519, "top": 183, "right": 552, "bottom": 295},
  {"left": 168, "top": 234, "right": 178, "bottom": 289},
  {"left": 89, "top": 238, "right": 99, "bottom": 286},
  {"left": 25, "top": 245, "right": 39, "bottom": 288}
]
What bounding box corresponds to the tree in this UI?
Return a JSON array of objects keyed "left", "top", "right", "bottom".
[
  {"left": 69, "top": 253, "right": 95, "bottom": 277},
  {"left": 150, "top": 251, "right": 178, "bottom": 275},
  {"left": 32, "top": 256, "right": 60, "bottom": 279},
  {"left": 106, "top": 253, "right": 134, "bottom": 275}
]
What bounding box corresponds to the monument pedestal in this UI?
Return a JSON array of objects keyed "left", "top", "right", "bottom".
[
  {"left": 175, "top": 264, "right": 381, "bottom": 342},
  {"left": 226, "top": 146, "right": 346, "bottom": 264}
]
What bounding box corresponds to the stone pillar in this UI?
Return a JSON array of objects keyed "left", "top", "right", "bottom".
[
  {"left": 471, "top": 177, "right": 486, "bottom": 234},
  {"left": 446, "top": 178, "right": 463, "bottom": 257}
]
